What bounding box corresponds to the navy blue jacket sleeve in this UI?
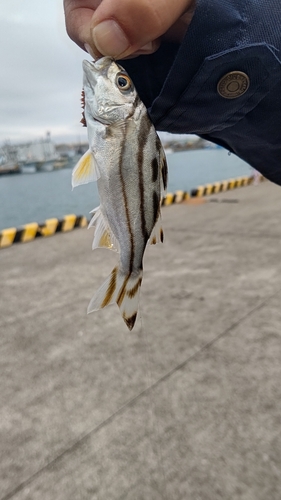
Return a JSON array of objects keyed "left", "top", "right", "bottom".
[{"left": 120, "top": 0, "right": 281, "bottom": 185}]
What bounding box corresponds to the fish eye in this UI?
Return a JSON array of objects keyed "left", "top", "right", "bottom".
[{"left": 116, "top": 74, "right": 132, "bottom": 91}]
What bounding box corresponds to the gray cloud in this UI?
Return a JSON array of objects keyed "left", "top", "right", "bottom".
[{"left": 0, "top": 1, "right": 89, "bottom": 143}]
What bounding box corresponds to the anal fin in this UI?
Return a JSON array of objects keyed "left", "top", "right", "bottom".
[{"left": 89, "top": 207, "right": 119, "bottom": 252}]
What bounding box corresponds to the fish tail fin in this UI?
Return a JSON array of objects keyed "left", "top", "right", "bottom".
[
  {"left": 87, "top": 267, "right": 143, "bottom": 331},
  {"left": 116, "top": 271, "right": 143, "bottom": 331}
]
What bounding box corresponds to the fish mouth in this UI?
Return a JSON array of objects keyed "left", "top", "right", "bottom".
[{"left": 83, "top": 57, "right": 113, "bottom": 76}]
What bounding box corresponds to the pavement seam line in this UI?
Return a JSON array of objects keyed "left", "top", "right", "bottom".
[
  {"left": 168, "top": 229, "right": 281, "bottom": 240},
  {"left": 2, "top": 287, "right": 281, "bottom": 500}
]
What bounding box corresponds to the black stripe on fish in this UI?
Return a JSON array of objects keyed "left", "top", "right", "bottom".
[
  {"left": 119, "top": 125, "right": 135, "bottom": 273},
  {"left": 161, "top": 156, "right": 168, "bottom": 191},
  {"left": 123, "top": 312, "right": 137, "bottom": 331},
  {"left": 134, "top": 95, "right": 142, "bottom": 108},
  {"left": 153, "top": 190, "right": 160, "bottom": 223},
  {"left": 117, "top": 275, "right": 130, "bottom": 307},
  {"left": 151, "top": 157, "right": 159, "bottom": 183},
  {"left": 126, "top": 276, "right": 142, "bottom": 299},
  {"left": 101, "top": 266, "right": 118, "bottom": 308},
  {"left": 156, "top": 136, "right": 168, "bottom": 190},
  {"left": 156, "top": 136, "right": 161, "bottom": 152},
  {"left": 137, "top": 114, "right": 152, "bottom": 243}
]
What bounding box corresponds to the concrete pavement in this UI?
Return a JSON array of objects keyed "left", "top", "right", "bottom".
[{"left": 1, "top": 181, "right": 281, "bottom": 499}]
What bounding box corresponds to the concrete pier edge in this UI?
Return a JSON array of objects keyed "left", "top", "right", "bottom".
[
  {"left": 1, "top": 179, "right": 281, "bottom": 499},
  {"left": 0, "top": 174, "right": 262, "bottom": 249}
]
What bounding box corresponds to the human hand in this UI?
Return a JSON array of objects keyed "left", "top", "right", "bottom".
[{"left": 64, "top": 0, "right": 196, "bottom": 59}]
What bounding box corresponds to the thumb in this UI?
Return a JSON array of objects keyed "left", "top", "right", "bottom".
[{"left": 90, "top": 0, "right": 193, "bottom": 58}]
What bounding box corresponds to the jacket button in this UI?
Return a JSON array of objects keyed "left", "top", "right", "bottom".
[{"left": 217, "top": 71, "right": 250, "bottom": 99}]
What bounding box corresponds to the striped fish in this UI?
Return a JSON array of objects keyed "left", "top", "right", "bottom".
[{"left": 72, "top": 57, "right": 167, "bottom": 330}]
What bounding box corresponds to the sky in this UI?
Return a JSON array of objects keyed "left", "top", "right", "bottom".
[
  {"left": 0, "top": 0, "right": 90, "bottom": 144},
  {"left": 0, "top": 1, "right": 194, "bottom": 145}
]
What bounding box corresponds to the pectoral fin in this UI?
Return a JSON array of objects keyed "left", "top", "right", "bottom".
[{"left": 72, "top": 149, "right": 99, "bottom": 188}]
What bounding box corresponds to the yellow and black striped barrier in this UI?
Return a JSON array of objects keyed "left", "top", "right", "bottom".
[
  {"left": 0, "top": 214, "right": 87, "bottom": 249},
  {"left": 161, "top": 190, "right": 190, "bottom": 206},
  {"left": 188, "top": 175, "right": 255, "bottom": 199},
  {"left": 0, "top": 175, "right": 265, "bottom": 248},
  {"left": 161, "top": 174, "right": 265, "bottom": 206}
]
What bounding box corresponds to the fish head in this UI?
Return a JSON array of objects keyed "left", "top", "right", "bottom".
[{"left": 82, "top": 57, "right": 139, "bottom": 126}]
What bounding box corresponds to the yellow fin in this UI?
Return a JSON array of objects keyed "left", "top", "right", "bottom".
[
  {"left": 72, "top": 149, "right": 99, "bottom": 188},
  {"left": 99, "top": 230, "right": 113, "bottom": 249},
  {"left": 90, "top": 207, "right": 119, "bottom": 253}
]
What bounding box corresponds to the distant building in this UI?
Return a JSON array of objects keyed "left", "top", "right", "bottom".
[
  {"left": 15, "top": 135, "right": 57, "bottom": 164},
  {"left": 1, "top": 133, "right": 58, "bottom": 173}
]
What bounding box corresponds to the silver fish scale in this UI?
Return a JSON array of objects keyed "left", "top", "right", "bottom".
[{"left": 97, "top": 104, "right": 161, "bottom": 275}]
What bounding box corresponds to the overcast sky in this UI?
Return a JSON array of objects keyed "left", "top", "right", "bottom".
[
  {"left": 0, "top": 1, "right": 194, "bottom": 145},
  {"left": 0, "top": 0, "right": 90, "bottom": 144}
]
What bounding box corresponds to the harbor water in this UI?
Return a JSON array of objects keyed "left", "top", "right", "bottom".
[{"left": 0, "top": 148, "right": 252, "bottom": 231}]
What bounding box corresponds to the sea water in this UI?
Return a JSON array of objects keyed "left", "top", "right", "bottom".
[{"left": 0, "top": 148, "right": 252, "bottom": 230}]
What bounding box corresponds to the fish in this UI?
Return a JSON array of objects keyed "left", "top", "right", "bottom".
[{"left": 72, "top": 57, "right": 168, "bottom": 330}]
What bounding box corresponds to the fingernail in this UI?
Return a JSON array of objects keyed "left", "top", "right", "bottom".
[
  {"left": 84, "top": 43, "right": 98, "bottom": 59},
  {"left": 92, "top": 20, "right": 130, "bottom": 57},
  {"left": 139, "top": 42, "right": 154, "bottom": 52}
]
